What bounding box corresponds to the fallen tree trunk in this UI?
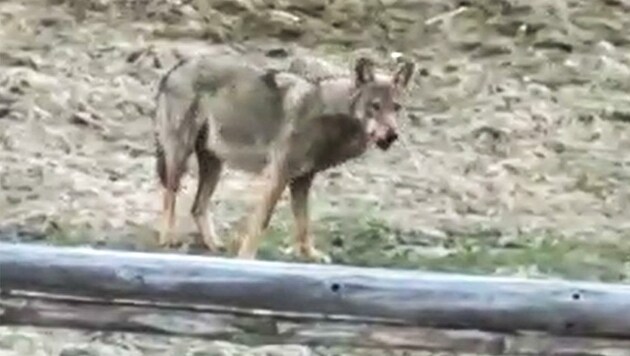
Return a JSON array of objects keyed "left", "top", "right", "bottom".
[
  {"left": 2, "top": 242, "right": 630, "bottom": 339},
  {"left": 4, "top": 294, "right": 630, "bottom": 355},
  {"left": 0, "top": 295, "right": 506, "bottom": 353}
]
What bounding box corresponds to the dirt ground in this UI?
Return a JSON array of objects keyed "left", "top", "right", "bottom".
[{"left": 2, "top": 0, "right": 630, "bottom": 355}]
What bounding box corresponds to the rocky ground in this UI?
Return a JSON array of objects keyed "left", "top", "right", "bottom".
[{"left": 2, "top": 0, "right": 630, "bottom": 355}]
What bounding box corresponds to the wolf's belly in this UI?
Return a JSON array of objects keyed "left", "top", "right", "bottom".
[
  {"left": 209, "top": 138, "right": 319, "bottom": 178},
  {"left": 208, "top": 138, "right": 270, "bottom": 174}
]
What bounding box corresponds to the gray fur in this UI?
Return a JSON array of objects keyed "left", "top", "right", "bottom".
[{"left": 152, "top": 52, "right": 415, "bottom": 260}]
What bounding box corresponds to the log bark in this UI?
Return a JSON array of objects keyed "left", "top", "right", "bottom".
[
  {"left": 0, "top": 295, "right": 505, "bottom": 353},
  {"left": 2, "top": 295, "right": 630, "bottom": 355},
  {"left": 2, "top": 243, "right": 630, "bottom": 339}
]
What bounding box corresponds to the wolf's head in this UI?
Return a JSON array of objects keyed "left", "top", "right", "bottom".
[{"left": 350, "top": 57, "right": 415, "bottom": 151}]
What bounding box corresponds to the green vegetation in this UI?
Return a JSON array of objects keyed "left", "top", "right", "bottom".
[
  {"left": 254, "top": 211, "right": 630, "bottom": 283},
  {"left": 31, "top": 208, "right": 630, "bottom": 284}
]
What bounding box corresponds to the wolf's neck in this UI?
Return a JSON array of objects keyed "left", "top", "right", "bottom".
[{"left": 316, "top": 77, "right": 357, "bottom": 116}]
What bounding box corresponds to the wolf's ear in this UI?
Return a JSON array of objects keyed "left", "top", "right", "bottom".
[
  {"left": 354, "top": 57, "right": 375, "bottom": 86},
  {"left": 393, "top": 60, "right": 415, "bottom": 90}
]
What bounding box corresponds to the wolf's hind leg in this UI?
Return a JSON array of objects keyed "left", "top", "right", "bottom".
[
  {"left": 191, "top": 124, "right": 224, "bottom": 251},
  {"left": 156, "top": 139, "right": 191, "bottom": 248}
]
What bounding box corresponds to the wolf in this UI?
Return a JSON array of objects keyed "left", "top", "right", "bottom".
[{"left": 152, "top": 52, "right": 415, "bottom": 260}]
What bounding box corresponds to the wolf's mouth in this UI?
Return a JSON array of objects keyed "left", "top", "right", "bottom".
[
  {"left": 376, "top": 139, "right": 392, "bottom": 150},
  {"left": 375, "top": 133, "right": 398, "bottom": 151}
]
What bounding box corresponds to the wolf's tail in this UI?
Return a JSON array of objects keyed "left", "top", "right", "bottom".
[{"left": 153, "top": 59, "right": 197, "bottom": 192}]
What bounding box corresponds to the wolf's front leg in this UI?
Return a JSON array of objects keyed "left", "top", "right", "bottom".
[
  {"left": 288, "top": 173, "right": 330, "bottom": 263},
  {"left": 237, "top": 159, "right": 289, "bottom": 259}
]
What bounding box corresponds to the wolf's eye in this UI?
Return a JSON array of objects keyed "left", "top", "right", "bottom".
[
  {"left": 371, "top": 101, "right": 381, "bottom": 111},
  {"left": 393, "top": 103, "right": 402, "bottom": 112}
]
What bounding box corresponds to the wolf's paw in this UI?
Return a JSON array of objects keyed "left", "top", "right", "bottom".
[
  {"left": 158, "top": 233, "right": 182, "bottom": 250},
  {"left": 285, "top": 245, "right": 332, "bottom": 264},
  {"left": 234, "top": 234, "right": 259, "bottom": 260}
]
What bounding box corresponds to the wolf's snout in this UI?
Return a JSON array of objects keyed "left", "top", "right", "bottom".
[
  {"left": 386, "top": 131, "right": 398, "bottom": 144},
  {"left": 376, "top": 130, "right": 398, "bottom": 150}
]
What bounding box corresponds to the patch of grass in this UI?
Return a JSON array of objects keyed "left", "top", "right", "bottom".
[
  {"left": 40, "top": 220, "right": 95, "bottom": 247},
  {"left": 17, "top": 208, "right": 630, "bottom": 283},
  {"left": 255, "top": 210, "right": 630, "bottom": 282},
  {"left": 5, "top": 217, "right": 161, "bottom": 252}
]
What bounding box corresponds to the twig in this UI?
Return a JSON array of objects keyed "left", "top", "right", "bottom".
[{"left": 425, "top": 6, "right": 468, "bottom": 26}]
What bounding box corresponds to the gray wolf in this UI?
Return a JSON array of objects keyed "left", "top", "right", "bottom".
[{"left": 152, "top": 53, "right": 415, "bottom": 260}]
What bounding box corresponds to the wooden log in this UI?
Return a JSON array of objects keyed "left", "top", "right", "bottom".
[
  {"left": 2, "top": 242, "right": 630, "bottom": 338},
  {"left": 0, "top": 295, "right": 505, "bottom": 353},
  {"left": 3, "top": 295, "right": 630, "bottom": 355}
]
